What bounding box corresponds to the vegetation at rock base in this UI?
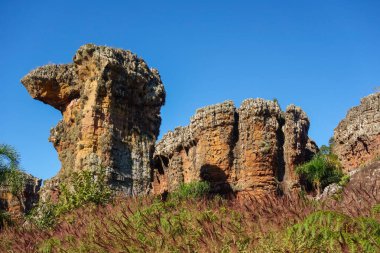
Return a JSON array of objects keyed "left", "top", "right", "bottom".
[
  {"left": 0, "top": 210, "right": 12, "bottom": 228},
  {"left": 296, "top": 139, "right": 345, "bottom": 196},
  {"left": 1, "top": 145, "right": 379, "bottom": 252},
  {"left": 0, "top": 144, "right": 25, "bottom": 196},
  {"left": 170, "top": 181, "right": 211, "bottom": 200},
  {"left": 0, "top": 175, "right": 379, "bottom": 253},
  {"left": 29, "top": 168, "right": 112, "bottom": 228},
  {"left": 0, "top": 144, "right": 26, "bottom": 227}
]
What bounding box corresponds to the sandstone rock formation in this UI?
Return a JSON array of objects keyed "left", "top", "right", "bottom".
[
  {"left": 325, "top": 160, "right": 380, "bottom": 213},
  {"left": 152, "top": 99, "right": 318, "bottom": 197},
  {"left": 21, "top": 44, "right": 165, "bottom": 196},
  {"left": 0, "top": 172, "right": 41, "bottom": 217},
  {"left": 333, "top": 92, "right": 380, "bottom": 172}
]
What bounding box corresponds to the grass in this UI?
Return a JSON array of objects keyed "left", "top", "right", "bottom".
[
  {"left": 28, "top": 168, "right": 112, "bottom": 228},
  {"left": 0, "top": 177, "right": 379, "bottom": 253}
]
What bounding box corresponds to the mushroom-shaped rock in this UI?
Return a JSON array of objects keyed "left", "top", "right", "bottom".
[{"left": 21, "top": 44, "right": 166, "bottom": 195}]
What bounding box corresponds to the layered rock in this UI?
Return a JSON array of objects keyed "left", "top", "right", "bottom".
[
  {"left": 0, "top": 173, "right": 41, "bottom": 217},
  {"left": 333, "top": 92, "right": 380, "bottom": 172},
  {"left": 153, "top": 99, "right": 317, "bottom": 196},
  {"left": 21, "top": 44, "right": 165, "bottom": 196}
]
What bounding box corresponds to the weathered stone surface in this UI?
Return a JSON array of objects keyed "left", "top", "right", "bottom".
[
  {"left": 316, "top": 183, "right": 342, "bottom": 200},
  {"left": 234, "top": 99, "right": 283, "bottom": 197},
  {"left": 153, "top": 99, "right": 317, "bottom": 196},
  {"left": 283, "top": 105, "right": 313, "bottom": 191},
  {"left": 324, "top": 161, "right": 380, "bottom": 212},
  {"left": 343, "top": 160, "right": 380, "bottom": 191},
  {"left": 21, "top": 44, "right": 165, "bottom": 195},
  {"left": 153, "top": 101, "right": 236, "bottom": 194},
  {"left": 333, "top": 92, "right": 380, "bottom": 172},
  {"left": 0, "top": 173, "right": 41, "bottom": 217}
]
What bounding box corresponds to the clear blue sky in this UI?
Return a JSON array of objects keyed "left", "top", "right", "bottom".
[{"left": 1, "top": 1, "right": 379, "bottom": 180}]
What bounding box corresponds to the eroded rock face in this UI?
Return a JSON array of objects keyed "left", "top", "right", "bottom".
[
  {"left": 0, "top": 173, "right": 41, "bottom": 217},
  {"left": 153, "top": 99, "right": 317, "bottom": 196},
  {"left": 21, "top": 44, "right": 165, "bottom": 195},
  {"left": 333, "top": 92, "right": 380, "bottom": 172}
]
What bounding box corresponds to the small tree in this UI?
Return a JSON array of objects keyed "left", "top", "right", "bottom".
[
  {"left": 0, "top": 144, "right": 26, "bottom": 210},
  {"left": 0, "top": 144, "right": 19, "bottom": 172},
  {"left": 296, "top": 153, "right": 343, "bottom": 196}
]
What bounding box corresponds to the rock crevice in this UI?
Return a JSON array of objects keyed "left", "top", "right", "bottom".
[
  {"left": 21, "top": 44, "right": 165, "bottom": 196},
  {"left": 153, "top": 99, "right": 317, "bottom": 196},
  {"left": 333, "top": 92, "right": 380, "bottom": 171},
  {"left": 0, "top": 173, "right": 41, "bottom": 217}
]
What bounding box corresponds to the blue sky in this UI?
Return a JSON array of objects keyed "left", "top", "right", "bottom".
[{"left": 1, "top": 1, "right": 379, "bottom": 180}]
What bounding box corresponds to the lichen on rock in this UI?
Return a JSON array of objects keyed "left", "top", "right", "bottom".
[
  {"left": 21, "top": 44, "right": 165, "bottom": 196},
  {"left": 21, "top": 44, "right": 321, "bottom": 199},
  {"left": 153, "top": 98, "right": 317, "bottom": 197},
  {"left": 333, "top": 92, "right": 380, "bottom": 172}
]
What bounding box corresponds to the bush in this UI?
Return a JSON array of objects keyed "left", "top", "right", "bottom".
[
  {"left": 170, "top": 181, "right": 211, "bottom": 200},
  {"left": 0, "top": 144, "right": 26, "bottom": 222},
  {"left": 296, "top": 153, "right": 344, "bottom": 196},
  {"left": 0, "top": 210, "right": 12, "bottom": 228},
  {"left": 338, "top": 174, "right": 350, "bottom": 187},
  {"left": 30, "top": 168, "right": 112, "bottom": 228},
  {"left": 0, "top": 144, "right": 25, "bottom": 196},
  {"left": 0, "top": 168, "right": 26, "bottom": 197},
  {"left": 55, "top": 169, "right": 112, "bottom": 214}
]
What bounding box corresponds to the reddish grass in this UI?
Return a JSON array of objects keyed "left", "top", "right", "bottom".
[{"left": 1, "top": 163, "right": 379, "bottom": 252}]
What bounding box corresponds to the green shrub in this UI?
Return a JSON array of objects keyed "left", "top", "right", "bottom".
[
  {"left": 0, "top": 144, "right": 27, "bottom": 218},
  {"left": 338, "top": 174, "right": 350, "bottom": 187},
  {"left": 170, "top": 181, "right": 211, "bottom": 200},
  {"left": 1, "top": 168, "right": 26, "bottom": 197},
  {"left": 29, "top": 199, "right": 58, "bottom": 228},
  {"left": 30, "top": 168, "right": 112, "bottom": 228},
  {"left": 0, "top": 210, "right": 12, "bottom": 228},
  {"left": 296, "top": 153, "right": 344, "bottom": 196},
  {"left": 55, "top": 169, "right": 112, "bottom": 215},
  {"left": 0, "top": 144, "right": 25, "bottom": 195},
  {"left": 287, "top": 210, "right": 380, "bottom": 252},
  {"left": 372, "top": 204, "right": 380, "bottom": 215}
]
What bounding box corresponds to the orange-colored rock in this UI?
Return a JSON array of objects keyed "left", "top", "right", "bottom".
[
  {"left": 234, "top": 99, "right": 283, "bottom": 197},
  {"left": 21, "top": 44, "right": 165, "bottom": 196},
  {"left": 153, "top": 101, "right": 236, "bottom": 194},
  {"left": 153, "top": 99, "right": 317, "bottom": 196},
  {"left": 283, "top": 105, "right": 316, "bottom": 191},
  {"left": 333, "top": 92, "right": 380, "bottom": 172},
  {"left": 0, "top": 173, "right": 41, "bottom": 217}
]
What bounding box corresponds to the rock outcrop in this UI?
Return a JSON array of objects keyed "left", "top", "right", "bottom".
[
  {"left": 333, "top": 92, "right": 380, "bottom": 172},
  {"left": 0, "top": 172, "right": 41, "bottom": 217},
  {"left": 21, "top": 44, "right": 165, "bottom": 196},
  {"left": 152, "top": 99, "right": 317, "bottom": 197}
]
